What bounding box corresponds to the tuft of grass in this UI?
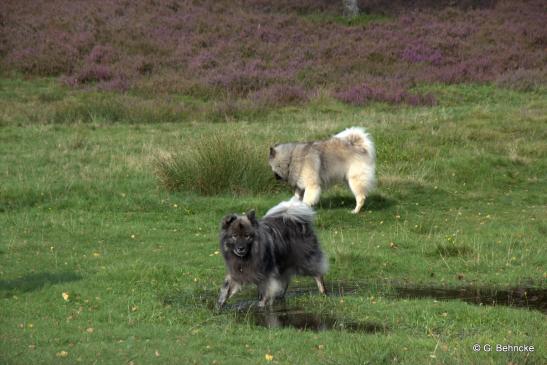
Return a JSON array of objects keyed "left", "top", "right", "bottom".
[
  {"left": 302, "top": 12, "right": 391, "bottom": 26},
  {"left": 154, "top": 132, "right": 276, "bottom": 195}
]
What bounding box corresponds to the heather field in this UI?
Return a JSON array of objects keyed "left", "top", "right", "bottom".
[
  {"left": 1, "top": 1, "right": 547, "bottom": 365},
  {"left": 1, "top": 0, "right": 545, "bottom": 108}
]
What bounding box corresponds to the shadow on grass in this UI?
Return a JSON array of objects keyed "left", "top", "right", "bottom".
[
  {"left": 0, "top": 272, "right": 83, "bottom": 297},
  {"left": 318, "top": 193, "right": 396, "bottom": 211},
  {"left": 0, "top": 189, "right": 50, "bottom": 211},
  {"left": 432, "top": 243, "right": 474, "bottom": 257}
]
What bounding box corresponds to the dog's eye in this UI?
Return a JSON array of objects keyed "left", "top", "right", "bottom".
[
  {"left": 245, "top": 234, "right": 252, "bottom": 240},
  {"left": 231, "top": 234, "right": 237, "bottom": 240}
]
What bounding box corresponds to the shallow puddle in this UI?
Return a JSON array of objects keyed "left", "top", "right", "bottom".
[
  {"left": 391, "top": 286, "right": 546, "bottom": 313},
  {"left": 162, "top": 281, "right": 546, "bottom": 325},
  {"left": 235, "top": 306, "right": 387, "bottom": 333},
  {"left": 283, "top": 281, "right": 547, "bottom": 313}
]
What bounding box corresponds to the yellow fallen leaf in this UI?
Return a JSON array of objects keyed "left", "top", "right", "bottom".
[
  {"left": 56, "top": 351, "right": 68, "bottom": 358},
  {"left": 62, "top": 292, "right": 69, "bottom": 301},
  {"left": 265, "top": 354, "right": 273, "bottom": 361}
]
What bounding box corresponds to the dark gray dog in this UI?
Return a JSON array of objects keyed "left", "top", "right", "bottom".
[{"left": 217, "top": 198, "right": 328, "bottom": 308}]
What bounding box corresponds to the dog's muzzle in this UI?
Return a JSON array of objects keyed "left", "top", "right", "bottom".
[{"left": 233, "top": 247, "right": 248, "bottom": 257}]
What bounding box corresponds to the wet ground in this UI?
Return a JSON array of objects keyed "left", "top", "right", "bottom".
[
  {"left": 235, "top": 306, "right": 387, "bottom": 333},
  {"left": 162, "top": 281, "right": 546, "bottom": 332},
  {"left": 391, "top": 286, "right": 546, "bottom": 312},
  {"left": 275, "top": 281, "right": 547, "bottom": 313},
  {"left": 330, "top": 281, "right": 546, "bottom": 313}
]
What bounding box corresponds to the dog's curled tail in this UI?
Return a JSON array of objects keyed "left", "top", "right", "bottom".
[
  {"left": 335, "top": 126, "right": 376, "bottom": 160},
  {"left": 264, "top": 197, "right": 315, "bottom": 224}
]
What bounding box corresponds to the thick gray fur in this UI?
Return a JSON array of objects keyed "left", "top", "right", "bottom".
[{"left": 217, "top": 199, "right": 328, "bottom": 309}]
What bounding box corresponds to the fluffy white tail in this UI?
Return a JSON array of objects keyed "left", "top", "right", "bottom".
[
  {"left": 264, "top": 197, "right": 315, "bottom": 223},
  {"left": 335, "top": 126, "right": 376, "bottom": 160}
]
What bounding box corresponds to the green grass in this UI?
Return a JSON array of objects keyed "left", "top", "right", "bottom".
[
  {"left": 0, "top": 78, "right": 546, "bottom": 364},
  {"left": 0, "top": 77, "right": 266, "bottom": 125}
]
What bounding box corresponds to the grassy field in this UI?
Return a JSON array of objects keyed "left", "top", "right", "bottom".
[{"left": 0, "top": 77, "right": 546, "bottom": 364}]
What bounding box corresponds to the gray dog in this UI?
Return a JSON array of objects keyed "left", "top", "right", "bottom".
[
  {"left": 269, "top": 127, "right": 376, "bottom": 213},
  {"left": 217, "top": 198, "right": 328, "bottom": 308}
]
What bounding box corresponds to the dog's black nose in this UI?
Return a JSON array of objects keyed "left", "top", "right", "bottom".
[
  {"left": 274, "top": 173, "right": 283, "bottom": 181},
  {"left": 235, "top": 246, "right": 247, "bottom": 255}
]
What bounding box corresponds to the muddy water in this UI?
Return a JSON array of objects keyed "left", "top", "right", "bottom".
[
  {"left": 391, "top": 286, "right": 546, "bottom": 312},
  {"left": 235, "top": 307, "right": 387, "bottom": 333},
  {"left": 163, "top": 281, "right": 545, "bottom": 332},
  {"left": 284, "top": 281, "right": 547, "bottom": 313},
  {"left": 229, "top": 283, "right": 545, "bottom": 331},
  {"left": 164, "top": 283, "right": 546, "bottom": 313}
]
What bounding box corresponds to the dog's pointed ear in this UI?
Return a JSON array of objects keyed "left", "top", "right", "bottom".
[
  {"left": 221, "top": 214, "right": 237, "bottom": 229},
  {"left": 246, "top": 210, "right": 258, "bottom": 225},
  {"left": 269, "top": 146, "right": 276, "bottom": 159}
]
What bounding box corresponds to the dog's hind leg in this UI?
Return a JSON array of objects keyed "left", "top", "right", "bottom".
[
  {"left": 216, "top": 275, "right": 241, "bottom": 309},
  {"left": 314, "top": 275, "right": 327, "bottom": 295},
  {"left": 348, "top": 175, "right": 366, "bottom": 214},
  {"left": 279, "top": 274, "right": 291, "bottom": 298}
]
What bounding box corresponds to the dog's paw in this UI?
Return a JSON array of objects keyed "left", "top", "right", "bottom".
[{"left": 215, "top": 300, "right": 226, "bottom": 311}]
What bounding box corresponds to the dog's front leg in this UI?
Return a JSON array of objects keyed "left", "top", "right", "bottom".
[
  {"left": 216, "top": 275, "right": 240, "bottom": 309},
  {"left": 300, "top": 163, "right": 321, "bottom": 206},
  {"left": 257, "top": 286, "right": 270, "bottom": 308},
  {"left": 314, "top": 275, "right": 328, "bottom": 295},
  {"left": 294, "top": 187, "right": 305, "bottom": 200},
  {"left": 257, "top": 277, "right": 282, "bottom": 307},
  {"left": 302, "top": 184, "right": 321, "bottom": 206}
]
